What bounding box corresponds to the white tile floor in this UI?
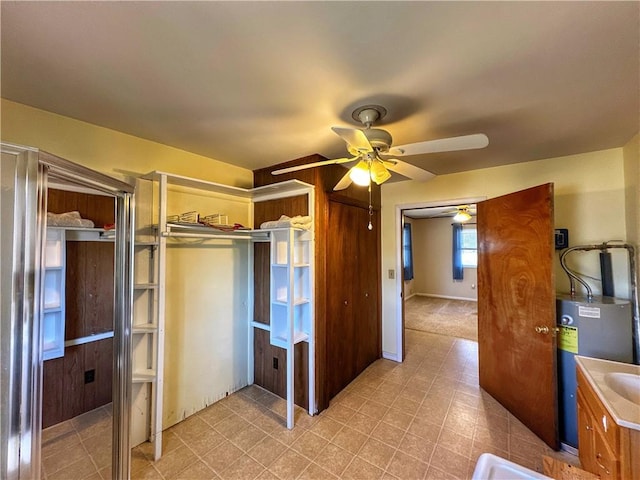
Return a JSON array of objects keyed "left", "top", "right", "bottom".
[{"left": 42, "top": 329, "right": 580, "bottom": 479}]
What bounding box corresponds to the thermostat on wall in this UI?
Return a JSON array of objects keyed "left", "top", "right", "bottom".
[{"left": 555, "top": 228, "right": 569, "bottom": 250}]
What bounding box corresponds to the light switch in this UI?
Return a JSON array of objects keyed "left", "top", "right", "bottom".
[{"left": 388, "top": 269, "right": 395, "bottom": 279}]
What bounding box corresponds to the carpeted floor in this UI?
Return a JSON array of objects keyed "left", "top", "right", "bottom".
[{"left": 405, "top": 296, "right": 478, "bottom": 342}]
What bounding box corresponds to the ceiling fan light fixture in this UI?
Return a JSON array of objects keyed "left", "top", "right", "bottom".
[
  {"left": 349, "top": 160, "right": 371, "bottom": 186},
  {"left": 370, "top": 161, "right": 392, "bottom": 185},
  {"left": 453, "top": 207, "right": 472, "bottom": 223}
]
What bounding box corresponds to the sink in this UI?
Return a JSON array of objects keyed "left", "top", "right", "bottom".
[{"left": 604, "top": 372, "right": 640, "bottom": 404}]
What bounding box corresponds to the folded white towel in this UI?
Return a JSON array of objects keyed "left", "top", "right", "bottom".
[
  {"left": 260, "top": 215, "right": 313, "bottom": 230},
  {"left": 47, "top": 211, "right": 95, "bottom": 228}
]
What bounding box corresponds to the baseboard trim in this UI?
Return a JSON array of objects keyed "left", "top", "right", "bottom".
[
  {"left": 404, "top": 293, "right": 416, "bottom": 301},
  {"left": 413, "top": 292, "right": 478, "bottom": 302},
  {"left": 382, "top": 351, "right": 401, "bottom": 362}
]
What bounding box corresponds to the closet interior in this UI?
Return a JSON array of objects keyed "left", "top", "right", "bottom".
[{"left": 124, "top": 156, "right": 383, "bottom": 462}]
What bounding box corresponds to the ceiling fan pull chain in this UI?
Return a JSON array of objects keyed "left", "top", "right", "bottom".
[{"left": 367, "top": 163, "right": 373, "bottom": 230}]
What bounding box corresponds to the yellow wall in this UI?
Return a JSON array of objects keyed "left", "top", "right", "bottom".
[
  {"left": 2, "top": 100, "right": 256, "bottom": 433},
  {"left": 412, "top": 216, "right": 478, "bottom": 300},
  {"left": 381, "top": 148, "right": 628, "bottom": 359},
  {"left": 1, "top": 99, "right": 253, "bottom": 187}
]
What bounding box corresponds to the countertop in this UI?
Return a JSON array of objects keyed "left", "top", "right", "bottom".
[{"left": 575, "top": 355, "right": 640, "bottom": 431}]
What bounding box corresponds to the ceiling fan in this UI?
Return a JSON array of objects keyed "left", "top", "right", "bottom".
[
  {"left": 271, "top": 104, "right": 489, "bottom": 191},
  {"left": 453, "top": 205, "right": 474, "bottom": 223}
]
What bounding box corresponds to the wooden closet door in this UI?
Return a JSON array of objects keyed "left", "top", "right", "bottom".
[
  {"left": 326, "top": 201, "right": 357, "bottom": 399},
  {"left": 326, "top": 201, "right": 381, "bottom": 400},
  {"left": 355, "top": 208, "right": 381, "bottom": 374}
]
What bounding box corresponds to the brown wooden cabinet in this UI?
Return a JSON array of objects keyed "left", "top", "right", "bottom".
[
  {"left": 577, "top": 366, "right": 640, "bottom": 480},
  {"left": 254, "top": 154, "right": 382, "bottom": 412}
]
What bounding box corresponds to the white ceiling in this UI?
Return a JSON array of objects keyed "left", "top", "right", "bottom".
[
  {"left": 404, "top": 205, "right": 477, "bottom": 220},
  {"left": 2, "top": 2, "right": 638, "bottom": 178}
]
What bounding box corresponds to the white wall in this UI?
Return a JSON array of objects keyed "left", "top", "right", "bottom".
[
  {"left": 381, "top": 148, "right": 629, "bottom": 359},
  {"left": 623, "top": 133, "right": 639, "bottom": 290},
  {"left": 623, "top": 134, "right": 640, "bottom": 358},
  {"left": 411, "top": 216, "right": 478, "bottom": 301}
]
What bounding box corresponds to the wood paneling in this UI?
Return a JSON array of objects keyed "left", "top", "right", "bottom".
[
  {"left": 254, "top": 195, "right": 309, "bottom": 226},
  {"left": 47, "top": 189, "right": 115, "bottom": 227},
  {"left": 253, "top": 243, "right": 271, "bottom": 325},
  {"left": 42, "top": 339, "right": 113, "bottom": 428},
  {"left": 65, "top": 241, "right": 114, "bottom": 339},
  {"left": 83, "top": 337, "right": 114, "bottom": 410},
  {"left": 252, "top": 328, "right": 308, "bottom": 408},
  {"left": 41, "top": 356, "right": 65, "bottom": 427},
  {"left": 254, "top": 155, "right": 382, "bottom": 412}
]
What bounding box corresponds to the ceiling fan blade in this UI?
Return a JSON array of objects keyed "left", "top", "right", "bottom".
[
  {"left": 331, "top": 127, "right": 374, "bottom": 154},
  {"left": 388, "top": 133, "right": 489, "bottom": 156},
  {"left": 333, "top": 170, "right": 353, "bottom": 191},
  {"left": 272, "top": 157, "right": 355, "bottom": 175},
  {"left": 384, "top": 159, "right": 436, "bottom": 182}
]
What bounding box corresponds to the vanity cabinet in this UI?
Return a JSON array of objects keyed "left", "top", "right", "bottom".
[{"left": 577, "top": 366, "right": 640, "bottom": 479}]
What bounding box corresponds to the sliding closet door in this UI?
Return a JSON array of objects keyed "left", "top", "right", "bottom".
[{"left": 1, "top": 145, "right": 46, "bottom": 480}]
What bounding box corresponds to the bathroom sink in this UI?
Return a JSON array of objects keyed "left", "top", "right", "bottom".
[{"left": 604, "top": 372, "right": 640, "bottom": 404}]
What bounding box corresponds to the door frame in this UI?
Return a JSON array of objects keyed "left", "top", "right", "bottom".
[
  {"left": 1, "top": 143, "right": 135, "bottom": 480},
  {"left": 393, "top": 196, "right": 485, "bottom": 360}
]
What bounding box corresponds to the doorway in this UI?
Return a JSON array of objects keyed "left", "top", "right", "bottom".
[
  {"left": 403, "top": 204, "right": 479, "bottom": 342},
  {"left": 394, "top": 197, "right": 484, "bottom": 360},
  {"left": 394, "top": 185, "right": 560, "bottom": 452},
  {"left": 1, "top": 144, "right": 134, "bottom": 480}
]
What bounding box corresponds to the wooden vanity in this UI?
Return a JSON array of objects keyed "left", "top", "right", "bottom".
[{"left": 576, "top": 356, "right": 640, "bottom": 480}]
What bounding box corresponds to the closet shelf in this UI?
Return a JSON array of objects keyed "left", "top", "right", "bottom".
[
  {"left": 273, "top": 298, "right": 310, "bottom": 307},
  {"left": 132, "top": 324, "right": 158, "bottom": 334},
  {"left": 271, "top": 331, "right": 309, "bottom": 348},
  {"left": 57, "top": 227, "right": 116, "bottom": 242},
  {"left": 135, "top": 240, "right": 159, "bottom": 247},
  {"left": 132, "top": 369, "right": 157, "bottom": 383},
  {"left": 251, "top": 321, "right": 270, "bottom": 331},
  {"left": 141, "top": 170, "right": 312, "bottom": 200},
  {"left": 162, "top": 222, "right": 269, "bottom": 241}
]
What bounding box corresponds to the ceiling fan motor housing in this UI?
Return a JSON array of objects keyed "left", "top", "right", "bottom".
[{"left": 364, "top": 128, "right": 393, "bottom": 152}]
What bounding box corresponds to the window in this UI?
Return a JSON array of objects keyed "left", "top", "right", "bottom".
[
  {"left": 460, "top": 225, "right": 477, "bottom": 268},
  {"left": 403, "top": 222, "right": 414, "bottom": 280}
]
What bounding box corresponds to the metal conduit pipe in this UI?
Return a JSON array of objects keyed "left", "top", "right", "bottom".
[{"left": 559, "top": 242, "right": 640, "bottom": 364}]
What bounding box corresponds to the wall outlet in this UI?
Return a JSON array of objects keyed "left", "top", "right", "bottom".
[
  {"left": 84, "top": 369, "right": 95, "bottom": 384},
  {"left": 273, "top": 357, "right": 278, "bottom": 370}
]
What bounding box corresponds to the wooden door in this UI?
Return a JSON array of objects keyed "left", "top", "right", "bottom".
[
  {"left": 326, "top": 201, "right": 381, "bottom": 400},
  {"left": 326, "top": 201, "right": 357, "bottom": 398},
  {"left": 477, "top": 183, "right": 558, "bottom": 449},
  {"left": 355, "top": 208, "right": 381, "bottom": 374}
]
